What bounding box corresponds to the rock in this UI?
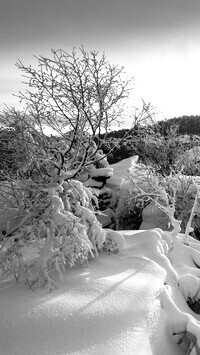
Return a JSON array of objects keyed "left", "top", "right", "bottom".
[
  {"left": 117, "top": 210, "right": 143, "bottom": 230},
  {"left": 82, "top": 155, "right": 143, "bottom": 230},
  {"left": 83, "top": 167, "right": 113, "bottom": 189},
  {"left": 96, "top": 208, "right": 116, "bottom": 229},
  {"left": 90, "top": 167, "right": 113, "bottom": 178},
  {"left": 91, "top": 175, "right": 111, "bottom": 187},
  {"left": 140, "top": 201, "right": 170, "bottom": 231}
]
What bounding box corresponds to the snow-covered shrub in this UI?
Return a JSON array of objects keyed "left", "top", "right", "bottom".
[
  {"left": 0, "top": 180, "right": 107, "bottom": 290},
  {"left": 121, "top": 164, "right": 200, "bottom": 238},
  {"left": 115, "top": 164, "right": 167, "bottom": 230},
  {"left": 174, "top": 177, "right": 200, "bottom": 239},
  {"left": 176, "top": 144, "right": 200, "bottom": 176},
  {"left": 0, "top": 117, "right": 124, "bottom": 290}
]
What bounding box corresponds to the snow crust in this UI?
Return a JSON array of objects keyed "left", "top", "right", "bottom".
[{"left": 0, "top": 229, "right": 200, "bottom": 355}]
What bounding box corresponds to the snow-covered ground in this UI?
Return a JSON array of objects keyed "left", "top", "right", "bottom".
[{"left": 1, "top": 229, "right": 200, "bottom": 355}]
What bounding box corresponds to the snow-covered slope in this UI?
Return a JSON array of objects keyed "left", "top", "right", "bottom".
[{"left": 1, "top": 229, "right": 200, "bottom": 355}]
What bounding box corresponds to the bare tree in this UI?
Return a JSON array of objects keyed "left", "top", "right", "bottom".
[
  {"left": 0, "top": 48, "right": 134, "bottom": 288},
  {"left": 131, "top": 99, "right": 157, "bottom": 129},
  {"left": 15, "top": 47, "right": 133, "bottom": 179}
]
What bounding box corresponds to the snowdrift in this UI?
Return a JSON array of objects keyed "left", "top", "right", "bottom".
[{"left": 0, "top": 229, "right": 200, "bottom": 355}]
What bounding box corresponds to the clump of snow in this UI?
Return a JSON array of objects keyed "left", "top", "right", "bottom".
[{"left": 103, "top": 229, "right": 125, "bottom": 254}]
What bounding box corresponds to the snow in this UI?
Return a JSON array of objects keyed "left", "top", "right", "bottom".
[
  {"left": 90, "top": 167, "right": 114, "bottom": 178},
  {"left": 107, "top": 156, "right": 139, "bottom": 189},
  {"left": 1, "top": 229, "right": 200, "bottom": 354}
]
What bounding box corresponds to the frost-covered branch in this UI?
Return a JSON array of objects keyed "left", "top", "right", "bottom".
[{"left": 184, "top": 180, "right": 200, "bottom": 243}]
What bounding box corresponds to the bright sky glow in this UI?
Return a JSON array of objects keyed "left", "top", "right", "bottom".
[{"left": 1, "top": 0, "right": 200, "bottom": 124}]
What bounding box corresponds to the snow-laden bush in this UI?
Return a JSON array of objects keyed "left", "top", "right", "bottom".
[
  {"left": 118, "top": 164, "right": 200, "bottom": 237},
  {"left": 0, "top": 118, "right": 125, "bottom": 290},
  {"left": 115, "top": 164, "right": 167, "bottom": 230},
  {"left": 0, "top": 176, "right": 126, "bottom": 291},
  {"left": 0, "top": 183, "right": 94, "bottom": 289}
]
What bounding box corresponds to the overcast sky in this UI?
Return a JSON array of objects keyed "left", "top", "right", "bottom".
[{"left": 1, "top": 0, "right": 200, "bottom": 122}]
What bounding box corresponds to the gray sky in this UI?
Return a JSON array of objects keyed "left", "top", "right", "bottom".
[{"left": 1, "top": 0, "right": 200, "bottom": 120}]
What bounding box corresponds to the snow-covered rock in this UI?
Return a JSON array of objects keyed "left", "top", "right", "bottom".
[
  {"left": 83, "top": 167, "right": 114, "bottom": 189},
  {"left": 83, "top": 178, "right": 104, "bottom": 188},
  {"left": 82, "top": 155, "right": 139, "bottom": 192},
  {"left": 96, "top": 208, "right": 116, "bottom": 228},
  {"left": 90, "top": 167, "right": 113, "bottom": 178},
  {"left": 140, "top": 201, "right": 170, "bottom": 231},
  {"left": 107, "top": 155, "right": 139, "bottom": 190}
]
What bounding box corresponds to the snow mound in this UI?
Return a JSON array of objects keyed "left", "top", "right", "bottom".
[{"left": 0, "top": 229, "right": 200, "bottom": 354}]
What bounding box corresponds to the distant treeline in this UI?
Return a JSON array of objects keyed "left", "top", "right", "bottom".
[
  {"left": 99, "top": 115, "right": 200, "bottom": 140},
  {"left": 157, "top": 115, "right": 200, "bottom": 136}
]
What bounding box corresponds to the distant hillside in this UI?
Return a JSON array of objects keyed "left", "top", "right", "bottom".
[
  {"left": 157, "top": 115, "right": 200, "bottom": 136},
  {"left": 99, "top": 115, "right": 200, "bottom": 141}
]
